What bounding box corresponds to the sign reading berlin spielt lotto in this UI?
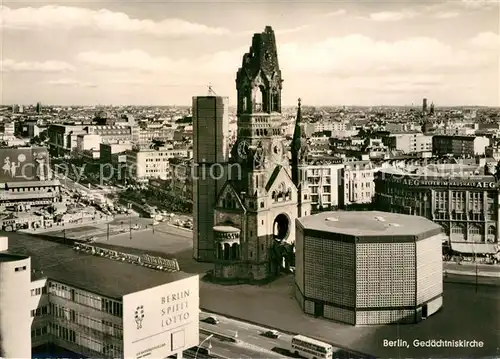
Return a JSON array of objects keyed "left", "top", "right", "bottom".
[{"left": 122, "top": 275, "right": 199, "bottom": 359}]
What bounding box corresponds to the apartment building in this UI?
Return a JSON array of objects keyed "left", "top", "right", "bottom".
[
  {"left": 383, "top": 132, "right": 433, "bottom": 154},
  {"left": 47, "top": 124, "right": 87, "bottom": 157},
  {"left": 342, "top": 160, "right": 379, "bottom": 206},
  {"left": 91, "top": 126, "right": 133, "bottom": 144},
  {"left": 313, "top": 121, "right": 349, "bottom": 133},
  {"left": 485, "top": 144, "right": 500, "bottom": 161},
  {"left": 76, "top": 134, "right": 101, "bottom": 152},
  {"left": 432, "top": 135, "right": 490, "bottom": 157},
  {"left": 169, "top": 158, "right": 193, "bottom": 202},
  {"left": 138, "top": 127, "right": 174, "bottom": 144},
  {"left": 306, "top": 157, "right": 344, "bottom": 211}
]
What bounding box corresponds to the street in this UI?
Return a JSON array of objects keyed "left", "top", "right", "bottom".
[
  {"left": 444, "top": 261, "right": 500, "bottom": 276},
  {"left": 201, "top": 312, "right": 291, "bottom": 351},
  {"left": 54, "top": 172, "right": 91, "bottom": 193},
  {"left": 199, "top": 274, "right": 500, "bottom": 359},
  {"left": 199, "top": 311, "right": 367, "bottom": 359},
  {"left": 199, "top": 332, "right": 284, "bottom": 359}
]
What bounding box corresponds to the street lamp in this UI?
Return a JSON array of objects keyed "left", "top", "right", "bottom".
[
  {"left": 128, "top": 203, "right": 132, "bottom": 240},
  {"left": 195, "top": 334, "right": 213, "bottom": 359}
]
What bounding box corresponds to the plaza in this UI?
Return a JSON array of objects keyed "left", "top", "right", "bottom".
[{"left": 27, "top": 219, "right": 499, "bottom": 358}]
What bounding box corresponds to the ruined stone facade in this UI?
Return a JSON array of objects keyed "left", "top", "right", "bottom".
[{"left": 212, "top": 26, "right": 311, "bottom": 281}]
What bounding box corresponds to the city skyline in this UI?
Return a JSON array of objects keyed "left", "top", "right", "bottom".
[{"left": 1, "top": 0, "right": 499, "bottom": 107}]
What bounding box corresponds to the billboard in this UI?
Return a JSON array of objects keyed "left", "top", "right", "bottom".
[
  {"left": 123, "top": 275, "right": 199, "bottom": 359},
  {"left": 0, "top": 147, "right": 49, "bottom": 183}
]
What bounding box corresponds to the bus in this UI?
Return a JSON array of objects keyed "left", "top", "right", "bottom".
[{"left": 291, "top": 335, "right": 333, "bottom": 359}]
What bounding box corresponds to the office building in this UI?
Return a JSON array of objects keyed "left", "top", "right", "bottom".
[
  {"left": 48, "top": 125, "right": 134, "bottom": 157},
  {"left": 432, "top": 135, "right": 490, "bottom": 157},
  {"left": 192, "top": 96, "right": 230, "bottom": 261},
  {"left": 374, "top": 164, "right": 500, "bottom": 256},
  {"left": 295, "top": 211, "right": 444, "bottom": 325},
  {"left": 170, "top": 158, "right": 193, "bottom": 201},
  {"left": 125, "top": 147, "right": 190, "bottom": 184},
  {"left": 0, "top": 234, "right": 199, "bottom": 359}
]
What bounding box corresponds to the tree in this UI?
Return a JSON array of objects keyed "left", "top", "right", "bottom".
[{"left": 30, "top": 136, "right": 41, "bottom": 145}]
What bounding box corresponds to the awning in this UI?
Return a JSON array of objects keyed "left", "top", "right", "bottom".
[{"left": 451, "top": 242, "right": 499, "bottom": 254}]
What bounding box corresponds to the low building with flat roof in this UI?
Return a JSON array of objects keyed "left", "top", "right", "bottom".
[
  {"left": 295, "top": 211, "right": 445, "bottom": 325},
  {"left": 0, "top": 232, "right": 199, "bottom": 359}
]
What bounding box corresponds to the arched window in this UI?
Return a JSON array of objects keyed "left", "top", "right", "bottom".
[
  {"left": 487, "top": 226, "right": 496, "bottom": 243},
  {"left": 217, "top": 243, "right": 224, "bottom": 260},
  {"left": 231, "top": 244, "right": 239, "bottom": 260},
  {"left": 253, "top": 86, "right": 263, "bottom": 112},
  {"left": 242, "top": 97, "right": 247, "bottom": 112},
  {"left": 225, "top": 194, "right": 232, "bottom": 208},
  {"left": 468, "top": 225, "right": 482, "bottom": 242},
  {"left": 271, "top": 92, "right": 279, "bottom": 112},
  {"left": 451, "top": 224, "right": 466, "bottom": 241},
  {"left": 223, "top": 243, "right": 230, "bottom": 260}
]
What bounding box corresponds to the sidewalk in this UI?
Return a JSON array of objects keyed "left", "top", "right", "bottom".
[
  {"left": 445, "top": 269, "right": 500, "bottom": 277},
  {"left": 445, "top": 261, "right": 499, "bottom": 270},
  {"left": 167, "top": 223, "right": 192, "bottom": 232},
  {"left": 19, "top": 218, "right": 113, "bottom": 235},
  {"left": 444, "top": 261, "right": 500, "bottom": 277}
]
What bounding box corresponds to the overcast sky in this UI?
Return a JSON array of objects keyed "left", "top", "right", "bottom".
[{"left": 1, "top": 0, "right": 499, "bottom": 107}]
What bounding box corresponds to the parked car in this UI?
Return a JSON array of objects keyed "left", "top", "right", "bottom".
[
  {"left": 204, "top": 316, "right": 220, "bottom": 325},
  {"left": 262, "top": 330, "right": 280, "bottom": 339}
]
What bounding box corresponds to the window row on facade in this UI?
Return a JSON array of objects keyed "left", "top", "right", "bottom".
[
  {"left": 50, "top": 303, "right": 123, "bottom": 338},
  {"left": 49, "top": 322, "right": 123, "bottom": 358},
  {"left": 48, "top": 281, "right": 123, "bottom": 317},
  {"left": 215, "top": 242, "right": 240, "bottom": 261}
]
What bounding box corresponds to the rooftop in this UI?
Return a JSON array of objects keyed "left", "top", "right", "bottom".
[
  {"left": 213, "top": 225, "right": 240, "bottom": 233},
  {"left": 297, "top": 211, "right": 442, "bottom": 238},
  {"left": 0, "top": 252, "right": 29, "bottom": 262},
  {"left": 3, "top": 232, "right": 193, "bottom": 300},
  {"left": 2, "top": 180, "right": 61, "bottom": 188}
]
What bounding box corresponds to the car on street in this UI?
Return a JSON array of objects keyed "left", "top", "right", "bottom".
[
  {"left": 204, "top": 316, "right": 220, "bottom": 325},
  {"left": 262, "top": 330, "right": 280, "bottom": 339}
]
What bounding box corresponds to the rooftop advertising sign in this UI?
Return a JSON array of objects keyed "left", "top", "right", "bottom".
[
  {"left": 388, "top": 178, "right": 497, "bottom": 189},
  {"left": 0, "top": 147, "right": 49, "bottom": 183},
  {"left": 122, "top": 275, "right": 199, "bottom": 359}
]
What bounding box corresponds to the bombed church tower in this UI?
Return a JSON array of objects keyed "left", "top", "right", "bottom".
[{"left": 212, "top": 26, "right": 311, "bottom": 282}]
